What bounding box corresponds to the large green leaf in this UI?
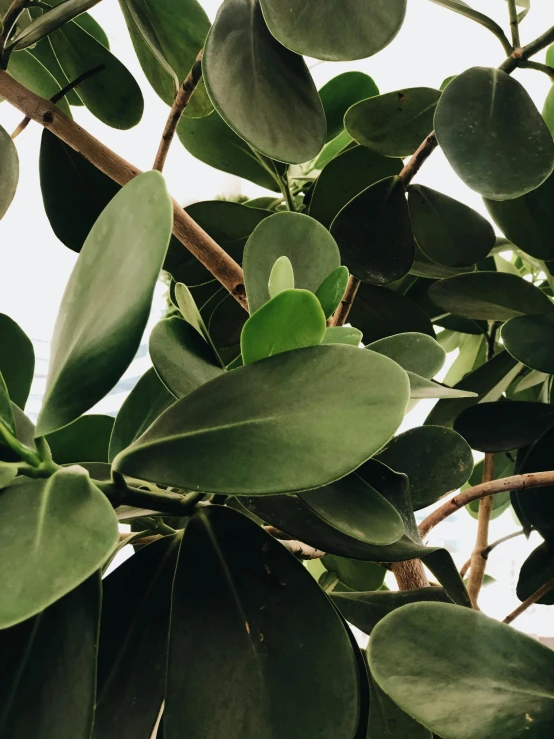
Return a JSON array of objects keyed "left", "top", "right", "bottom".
[
  {"left": 319, "top": 72, "right": 379, "bottom": 143},
  {"left": 454, "top": 401, "right": 554, "bottom": 453},
  {"left": 13, "top": 0, "right": 103, "bottom": 49},
  {"left": 36, "top": 172, "right": 173, "bottom": 436},
  {"left": 0, "top": 124, "right": 18, "bottom": 221},
  {"left": 165, "top": 505, "right": 361, "bottom": 738},
  {"left": 369, "top": 602, "right": 554, "bottom": 739},
  {"left": 503, "top": 313, "right": 554, "bottom": 374},
  {"left": 435, "top": 67, "right": 554, "bottom": 200},
  {"left": 29, "top": 38, "right": 81, "bottom": 106},
  {"left": 149, "top": 317, "right": 223, "bottom": 398},
  {"left": 8, "top": 49, "right": 71, "bottom": 116},
  {"left": 367, "top": 332, "right": 445, "bottom": 379},
  {"left": 331, "top": 176, "right": 414, "bottom": 285},
  {"left": 203, "top": 0, "right": 325, "bottom": 163},
  {"left": 429, "top": 272, "right": 553, "bottom": 321},
  {"left": 0, "top": 467, "right": 118, "bottom": 627},
  {"left": 93, "top": 536, "right": 180, "bottom": 739},
  {"left": 243, "top": 212, "right": 341, "bottom": 314},
  {"left": 368, "top": 670, "right": 432, "bottom": 739},
  {"left": 45, "top": 413, "right": 114, "bottom": 464},
  {"left": 0, "top": 313, "right": 34, "bottom": 410},
  {"left": 409, "top": 185, "right": 495, "bottom": 267},
  {"left": 309, "top": 145, "right": 402, "bottom": 228},
  {"left": 517, "top": 541, "right": 554, "bottom": 606},
  {"left": 259, "top": 0, "right": 406, "bottom": 62},
  {"left": 114, "top": 344, "right": 409, "bottom": 495},
  {"left": 516, "top": 424, "right": 554, "bottom": 531},
  {"left": 322, "top": 555, "right": 386, "bottom": 592},
  {"left": 0, "top": 575, "right": 100, "bottom": 739},
  {"left": 345, "top": 88, "right": 440, "bottom": 157},
  {"left": 50, "top": 21, "right": 143, "bottom": 129}
]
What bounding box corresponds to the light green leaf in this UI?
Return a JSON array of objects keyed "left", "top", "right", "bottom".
[
  {"left": 443, "top": 333, "right": 484, "bottom": 386},
  {"left": 319, "top": 71, "right": 379, "bottom": 142},
  {"left": 543, "top": 84, "right": 554, "bottom": 139},
  {"left": 114, "top": 344, "right": 410, "bottom": 495},
  {"left": 322, "top": 555, "right": 385, "bottom": 591},
  {"left": 315, "top": 266, "right": 349, "bottom": 319},
  {"left": 268, "top": 256, "right": 295, "bottom": 298},
  {"left": 0, "top": 313, "right": 34, "bottom": 410},
  {"left": 313, "top": 129, "right": 353, "bottom": 171},
  {"left": 13, "top": 0, "right": 102, "bottom": 49},
  {"left": 0, "top": 123, "right": 18, "bottom": 221},
  {"left": 322, "top": 326, "right": 363, "bottom": 346},
  {"left": 367, "top": 332, "right": 446, "bottom": 379},
  {"left": 408, "top": 373, "right": 477, "bottom": 400},
  {"left": 45, "top": 414, "right": 114, "bottom": 464},
  {"left": 36, "top": 172, "right": 173, "bottom": 436},
  {"left": 8, "top": 50, "right": 71, "bottom": 116}
]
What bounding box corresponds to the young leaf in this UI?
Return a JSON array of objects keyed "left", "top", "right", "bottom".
[
  {"left": 502, "top": 313, "right": 554, "bottom": 374},
  {"left": 319, "top": 71, "right": 379, "bottom": 142},
  {"left": 174, "top": 282, "right": 211, "bottom": 340},
  {"left": 268, "top": 256, "right": 295, "bottom": 298},
  {"left": 203, "top": 0, "right": 326, "bottom": 163},
  {"left": 36, "top": 172, "right": 173, "bottom": 436},
  {"left": 113, "top": 344, "right": 410, "bottom": 495},
  {"left": 435, "top": 67, "right": 554, "bottom": 200},
  {"left": 322, "top": 326, "right": 363, "bottom": 346},
  {"left": 0, "top": 467, "right": 118, "bottom": 628},
  {"left": 315, "top": 266, "right": 349, "bottom": 319},
  {"left": 0, "top": 124, "right": 19, "bottom": 221},
  {"left": 13, "top": 0, "right": 103, "bottom": 49},
  {"left": 45, "top": 414, "right": 114, "bottom": 464},
  {"left": 241, "top": 289, "right": 326, "bottom": 365},
  {"left": 0, "top": 314, "right": 34, "bottom": 410},
  {"left": 367, "top": 332, "right": 446, "bottom": 379}
]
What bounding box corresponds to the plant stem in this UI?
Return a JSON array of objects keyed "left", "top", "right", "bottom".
[
  {"left": 153, "top": 50, "right": 203, "bottom": 173},
  {"left": 96, "top": 479, "right": 204, "bottom": 517},
  {"left": 500, "top": 25, "right": 554, "bottom": 75},
  {"left": 519, "top": 59, "right": 554, "bottom": 81},
  {"left": 391, "top": 559, "right": 430, "bottom": 590},
  {"left": 507, "top": 0, "right": 521, "bottom": 49},
  {"left": 429, "top": 0, "right": 513, "bottom": 56},
  {"left": 328, "top": 275, "right": 360, "bottom": 327},
  {"left": 399, "top": 132, "right": 438, "bottom": 186},
  {"left": 278, "top": 173, "right": 296, "bottom": 212},
  {"left": 503, "top": 578, "right": 554, "bottom": 625},
  {"left": 466, "top": 452, "right": 495, "bottom": 608},
  {"left": 460, "top": 528, "right": 527, "bottom": 577}
]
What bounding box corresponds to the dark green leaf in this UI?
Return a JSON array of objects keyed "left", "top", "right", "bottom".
[
  {"left": 114, "top": 345, "right": 410, "bottom": 495},
  {"left": 0, "top": 467, "right": 117, "bottom": 627},
  {"left": 166, "top": 505, "right": 361, "bottom": 738},
  {"left": 29, "top": 38, "right": 81, "bottom": 105},
  {"left": 430, "top": 0, "right": 512, "bottom": 45},
  {"left": 435, "top": 67, "right": 554, "bottom": 199},
  {"left": 0, "top": 575, "right": 100, "bottom": 739},
  {"left": 517, "top": 541, "right": 554, "bottom": 606},
  {"left": 516, "top": 424, "right": 554, "bottom": 531},
  {"left": 345, "top": 88, "right": 440, "bottom": 157},
  {"left": 0, "top": 313, "right": 34, "bottom": 409},
  {"left": 45, "top": 413, "right": 114, "bottom": 464},
  {"left": 37, "top": 172, "right": 173, "bottom": 436},
  {"left": 259, "top": 0, "right": 406, "bottom": 62},
  {"left": 319, "top": 71, "right": 379, "bottom": 142},
  {"left": 331, "top": 176, "right": 414, "bottom": 285},
  {"left": 367, "top": 332, "right": 445, "bottom": 379},
  {"left": 322, "top": 555, "right": 385, "bottom": 591},
  {"left": 13, "top": 0, "right": 102, "bottom": 49},
  {"left": 503, "top": 313, "right": 554, "bottom": 374},
  {"left": 8, "top": 49, "right": 71, "bottom": 116},
  {"left": 543, "top": 84, "right": 554, "bottom": 138},
  {"left": 203, "top": 0, "right": 326, "bottom": 163},
  {"left": 368, "top": 670, "right": 432, "bottom": 739},
  {"left": 369, "top": 601, "right": 554, "bottom": 739},
  {"left": 0, "top": 124, "right": 18, "bottom": 221},
  {"left": 322, "top": 326, "right": 363, "bottom": 346},
  {"left": 315, "top": 266, "right": 349, "bottom": 318},
  {"left": 0, "top": 404, "right": 37, "bottom": 464},
  {"left": 0, "top": 373, "right": 15, "bottom": 436}
]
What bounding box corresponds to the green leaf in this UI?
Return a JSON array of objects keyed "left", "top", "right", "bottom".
[
  {"left": 0, "top": 404, "right": 37, "bottom": 465},
  {"left": 409, "top": 185, "right": 495, "bottom": 267},
  {"left": 0, "top": 124, "right": 18, "bottom": 221},
  {"left": 166, "top": 505, "right": 360, "bottom": 737},
  {"left": 0, "top": 575, "right": 100, "bottom": 739},
  {"left": 309, "top": 145, "right": 402, "bottom": 228},
  {"left": 443, "top": 333, "right": 484, "bottom": 386},
  {"left": 114, "top": 344, "right": 410, "bottom": 495},
  {"left": 367, "top": 332, "right": 446, "bottom": 379},
  {"left": 331, "top": 176, "right": 414, "bottom": 285},
  {"left": 13, "top": 0, "right": 102, "bottom": 49},
  {"left": 430, "top": 0, "right": 512, "bottom": 46},
  {"left": 454, "top": 401, "right": 554, "bottom": 453},
  {"left": 315, "top": 266, "right": 349, "bottom": 319},
  {"left": 407, "top": 373, "right": 477, "bottom": 401},
  {"left": 503, "top": 313, "right": 554, "bottom": 374},
  {"left": 108, "top": 368, "right": 174, "bottom": 461},
  {"left": 177, "top": 110, "right": 281, "bottom": 191},
  {"left": 429, "top": 272, "right": 553, "bottom": 321},
  {"left": 0, "top": 462, "right": 17, "bottom": 488},
  {"left": 244, "top": 212, "right": 341, "bottom": 314},
  {"left": 322, "top": 326, "right": 363, "bottom": 346},
  {"left": 36, "top": 172, "right": 173, "bottom": 436},
  {"left": 313, "top": 129, "right": 353, "bottom": 171},
  {"left": 0, "top": 467, "right": 117, "bottom": 628},
  {"left": 516, "top": 424, "right": 554, "bottom": 531},
  {"left": 517, "top": 541, "right": 554, "bottom": 606},
  {"left": 268, "top": 256, "right": 295, "bottom": 298},
  {"left": 259, "top": 0, "right": 406, "bottom": 62},
  {"left": 319, "top": 71, "right": 379, "bottom": 142},
  {"left": 8, "top": 50, "right": 71, "bottom": 116},
  {"left": 29, "top": 38, "right": 82, "bottom": 105},
  {"left": 0, "top": 372, "right": 15, "bottom": 436},
  {"left": 376, "top": 425, "right": 474, "bottom": 509},
  {"left": 543, "top": 84, "right": 554, "bottom": 139},
  {"left": 50, "top": 22, "right": 144, "bottom": 129},
  {"left": 45, "top": 414, "right": 114, "bottom": 464},
  {"left": 368, "top": 670, "right": 432, "bottom": 739},
  {"left": 150, "top": 317, "right": 223, "bottom": 398},
  {"left": 435, "top": 67, "right": 554, "bottom": 200},
  {"left": 203, "top": 0, "right": 326, "bottom": 163},
  {"left": 0, "top": 314, "right": 34, "bottom": 410},
  {"left": 345, "top": 88, "right": 440, "bottom": 157},
  {"left": 241, "top": 289, "right": 326, "bottom": 365},
  {"left": 369, "top": 601, "right": 554, "bottom": 739},
  {"left": 322, "top": 555, "right": 385, "bottom": 591},
  {"left": 93, "top": 536, "right": 180, "bottom": 739}
]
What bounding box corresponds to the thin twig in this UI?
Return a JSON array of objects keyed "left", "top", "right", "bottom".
[
  {"left": 329, "top": 275, "right": 360, "bottom": 327},
  {"left": 460, "top": 528, "right": 527, "bottom": 577},
  {"left": 153, "top": 50, "right": 203, "bottom": 173},
  {"left": 507, "top": 0, "right": 521, "bottom": 49},
  {"left": 519, "top": 59, "right": 554, "bottom": 81},
  {"left": 500, "top": 24, "right": 554, "bottom": 75},
  {"left": 398, "top": 132, "right": 438, "bottom": 186},
  {"left": 466, "top": 452, "right": 496, "bottom": 609},
  {"left": 279, "top": 539, "right": 326, "bottom": 560},
  {"left": 503, "top": 578, "right": 554, "bottom": 625}
]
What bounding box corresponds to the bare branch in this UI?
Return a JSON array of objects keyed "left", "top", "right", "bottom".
[{"left": 503, "top": 578, "right": 554, "bottom": 625}]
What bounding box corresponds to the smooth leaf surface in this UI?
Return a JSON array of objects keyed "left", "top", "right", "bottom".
[
  {"left": 319, "top": 72, "right": 379, "bottom": 142},
  {"left": 407, "top": 373, "right": 477, "bottom": 400},
  {"left": 516, "top": 424, "right": 554, "bottom": 531},
  {"left": 503, "top": 313, "right": 554, "bottom": 374},
  {"left": 369, "top": 602, "right": 554, "bottom": 739},
  {"left": 28, "top": 38, "right": 81, "bottom": 106},
  {"left": 166, "top": 505, "right": 361, "bottom": 738},
  {"left": 45, "top": 414, "right": 114, "bottom": 463},
  {"left": 368, "top": 671, "right": 432, "bottom": 739},
  {"left": 434, "top": 67, "right": 554, "bottom": 199},
  {"left": 315, "top": 266, "right": 349, "bottom": 318},
  {"left": 517, "top": 541, "right": 554, "bottom": 606},
  {"left": 367, "top": 332, "right": 445, "bottom": 379},
  {"left": 203, "top": 0, "right": 326, "bottom": 163},
  {"left": 0, "top": 313, "right": 34, "bottom": 409},
  {"left": 268, "top": 256, "right": 295, "bottom": 298},
  {"left": 322, "top": 555, "right": 385, "bottom": 592},
  {"left": 0, "top": 467, "right": 118, "bottom": 627},
  {"left": 13, "top": 0, "right": 103, "bottom": 49},
  {"left": 8, "top": 50, "right": 71, "bottom": 116},
  {"left": 0, "top": 373, "right": 15, "bottom": 435},
  {"left": 322, "top": 326, "right": 363, "bottom": 346},
  {"left": 37, "top": 172, "right": 173, "bottom": 436},
  {"left": 0, "top": 124, "right": 19, "bottom": 222},
  {"left": 114, "top": 345, "right": 410, "bottom": 495}
]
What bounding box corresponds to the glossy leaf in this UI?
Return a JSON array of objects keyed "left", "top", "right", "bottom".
[
  {"left": 114, "top": 344, "right": 410, "bottom": 495},
  {"left": 0, "top": 124, "right": 18, "bottom": 221},
  {"left": 331, "top": 176, "right": 414, "bottom": 285},
  {"left": 322, "top": 326, "right": 363, "bottom": 346},
  {"left": 516, "top": 424, "right": 554, "bottom": 531},
  {"left": 367, "top": 332, "right": 446, "bottom": 379},
  {"left": 13, "top": 0, "right": 103, "bottom": 49},
  {"left": 243, "top": 212, "right": 341, "bottom": 314},
  {"left": 268, "top": 256, "right": 295, "bottom": 298},
  {"left": 319, "top": 72, "right": 379, "bottom": 142},
  {"left": 517, "top": 541, "right": 554, "bottom": 606},
  {"left": 503, "top": 313, "right": 554, "bottom": 374},
  {"left": 0, "top": 467, "right": 118, "bottom": 627},
  {"left": 369, "top": 602, "right": 554, "bottom": 739},
  {"left": 429, "top": 272, "right": 553, "bottom": 321},
  {"left": 409, "top": 185, "right": 495, "bottom": 267},
  {"left": 435, "top": 67, "right": 554, "bottom": 200},
  {"left": 166, "top": 505, "right": 361, "bottom": 738},
  {"left": 0, "top": 575, "right": 100, "bottom": 739},
  {"left": 37, "top": 172, "right": 173, "bottom": 436},
  {"left": 241, "top": 289, "right": 326, "bottom": 365},
  {"left": 345, "top": 88, "right": 440, "bottom": 157},
  {"left": 0, "top": 313, "right": 34, "bottom": 409},
  {"left": 203, "top": 0, "right": 326, "bottom": 163},
  {"left": 8, "top": 50, "right": 71, "bottom": 116},
  {"left": 45, "top": 414, "right": 114, "bottom": 464},
  {"left": 259, "top": 0, "right": 407, "bottom": 62},
  {"left": 315, "top": 266, "right": 349, "bottom": 319},
  {"left": 322, "top": 555, "right": 385, "bottom": 592}
]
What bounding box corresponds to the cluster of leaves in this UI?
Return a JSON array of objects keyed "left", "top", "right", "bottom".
[{"left": 2, "top": 0, "right": 554, "bottom": 737}]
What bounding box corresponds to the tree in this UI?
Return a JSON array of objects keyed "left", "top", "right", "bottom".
[{"left": 1, "top": 0, "right": 554, "bottom": 736}]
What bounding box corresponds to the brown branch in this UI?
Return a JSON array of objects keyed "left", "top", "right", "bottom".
[
  {"left": 391, "top": 559, "right": 430, "bottom": 590},
  {"left": 460, "top": 529, "right": 526, "bottom": 578},
  {"left": 329, "top": 274, "right": 360, "bottom": 327},
  {"left": 503, "top": 578, "right": 554, "bottom": 625},
  {"left": 153, "top": 50, "right": 203, "bottom": 173},
  {"left": 0, "top": 69, "right": 248, "bottom": 309},
  {"left": 466, "top": 452, "right": 495, "bottom": 608},
  {"left": 279, "top": 539, "right": 326, "bottom": 560},
  {"left": 500, "top": 25, "right": 554, "bottom": 74},
  {"left": 398, "top": 132, "right": 438, "bottom": 187}
]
